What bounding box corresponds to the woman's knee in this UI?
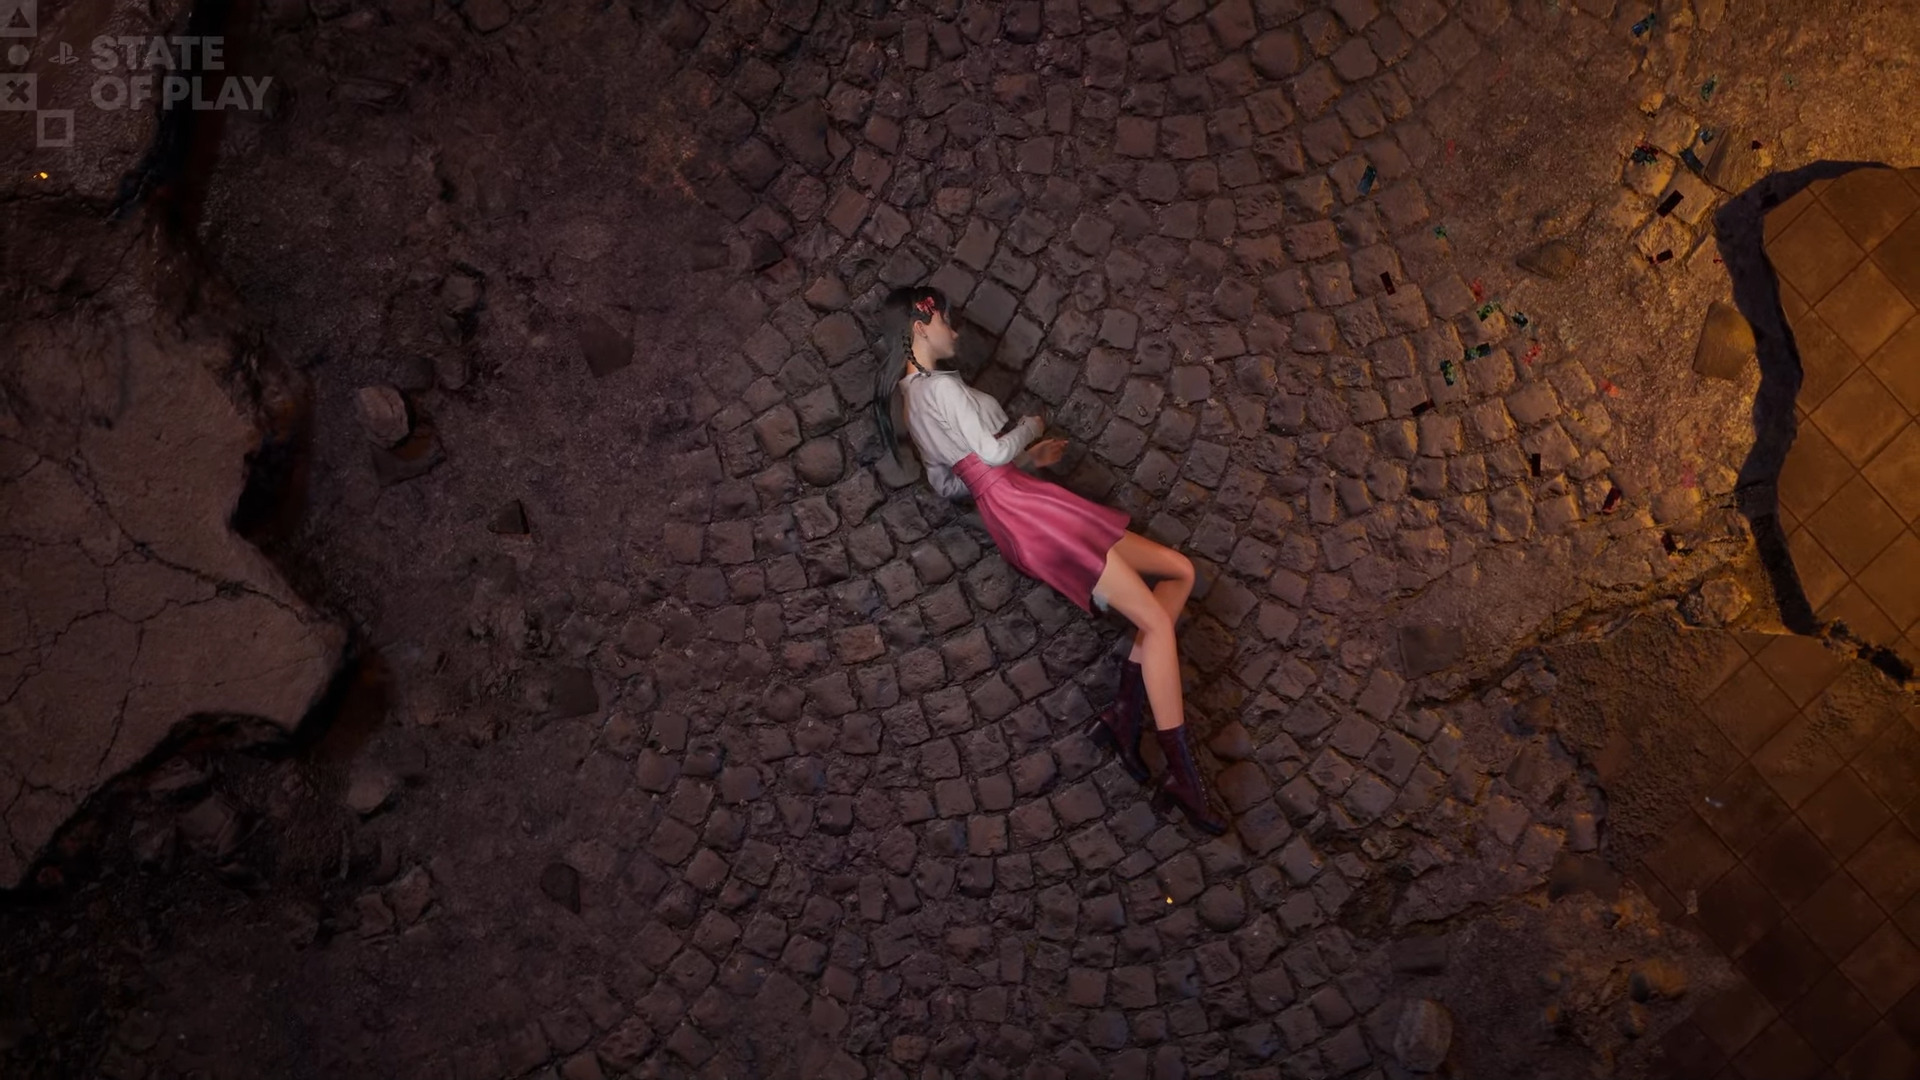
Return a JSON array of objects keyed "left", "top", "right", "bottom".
[{"left": 1133, "top": 601, "right": 1177, "bottom": 640}]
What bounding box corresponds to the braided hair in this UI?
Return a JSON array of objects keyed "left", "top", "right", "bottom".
[{"left": 869, "top": 284, "right": 950, "bottom": 462}]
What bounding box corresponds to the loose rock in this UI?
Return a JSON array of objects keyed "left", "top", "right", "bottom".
[
  {"left": 354, "top": 385, "right": 411, "bottom": 446},
  {"left": 488, "top": 500, "right": 530, "bottom": 535},
  {"left": 541, "top": 862, "right": 582, "bottom": 912},
  {"left": 1679, "top": 576, "right": 1750, "bottom": 627},
  {"left": 1692, "top": 301, "right": 1755, "bottom": 382},
  {"left": 177, "top": 795, "right": 242, "bottom": 858},
  {"left": 345, "top": 766, "right": 397, "bottom": 816},
  {"left": 1515, "top": 239, "right": 1578, "bottom": 280},
  {"left": 1392, "top": 998, "right": 1453, "bottom": 1073}
]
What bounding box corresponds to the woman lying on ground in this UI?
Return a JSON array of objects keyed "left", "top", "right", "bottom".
[{"left": 868, "top": 285, "right": 1228, "bottom": 835}]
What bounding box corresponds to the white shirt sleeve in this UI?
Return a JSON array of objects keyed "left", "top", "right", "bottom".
[
  {"left": 924, "top": 458, "right": 969, "bottom": 501},
  {"left": 929, "top": 376, "right": 1041, "bottom": 468}
]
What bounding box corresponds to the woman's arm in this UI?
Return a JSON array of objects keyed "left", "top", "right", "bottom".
[{"left": 934, "top": 377, "right": 1041, "bottom": 467}]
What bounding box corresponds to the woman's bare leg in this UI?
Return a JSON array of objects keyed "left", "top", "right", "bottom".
[
  {"left": 1104, "top": 532, "right": 1196, "bottom": 664},
  {"left": 1092, "top": 542, "right": 1187, "bottom": 731}
]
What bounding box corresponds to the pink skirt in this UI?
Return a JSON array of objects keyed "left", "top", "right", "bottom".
[{"left": 952, "top": 452, "right": 1131, "bottom": 614}]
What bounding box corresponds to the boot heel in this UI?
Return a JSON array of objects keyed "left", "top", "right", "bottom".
[
  {"left": 1149, "top": 787, "right": 1174, "bottom": 817},
  {"left": 1087, "top": 706, "right": 1151, "bottom": 783},
  {"left": 1085, "top": 709, "right": 1116, "bottom": 747}
]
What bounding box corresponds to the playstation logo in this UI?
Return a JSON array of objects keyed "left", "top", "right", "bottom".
[{"left": 47, "top": 41, "right": 76, "bottom": 63}]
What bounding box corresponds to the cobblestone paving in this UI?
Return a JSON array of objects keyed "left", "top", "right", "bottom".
[
  {"left": 424, "top": 1, "right": 1752, "bottom": 1076},
  {"left": 21, "top": 1, "right": 1920, "bottom": 1079}
]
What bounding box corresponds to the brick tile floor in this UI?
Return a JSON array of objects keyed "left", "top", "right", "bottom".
[
  {"left": 1770, "top": 167, "right": 1920, "bottom": 675},
  {"left": 1644, "top": 634, "right": 1920, "bottom": 1073}
]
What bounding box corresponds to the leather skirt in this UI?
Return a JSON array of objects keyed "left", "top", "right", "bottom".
[{"left": 951, "top": 452, "right": 1130, "bottom": 614}]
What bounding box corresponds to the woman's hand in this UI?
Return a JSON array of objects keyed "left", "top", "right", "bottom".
[{"left": 1025, "top": 437, "right": 1067, "bottom": 468}]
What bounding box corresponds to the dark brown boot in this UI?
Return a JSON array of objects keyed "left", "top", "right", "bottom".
[
  {"left": 1087, "top": 660, "right": 1150, "bottom": 783},
  {"left": 1152, "top": 723, "right": 1229, "bottom": 835}
]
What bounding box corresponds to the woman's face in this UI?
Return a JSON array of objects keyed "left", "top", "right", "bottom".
[{"left": 920, "top": 308, "right": 960, "bottom": 360}]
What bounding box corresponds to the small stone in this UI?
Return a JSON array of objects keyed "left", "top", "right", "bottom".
[
  {"left": 1630, "top": 957, "right": 1689, "bottom": 1001},
  {"left": 440, "top": 271, "right": 483, "bottom": 315},
  {"left": 354, "top": 385, "right": 411, "bottom": 446},
  {"left": 541, "top": 862, "right": 582, "bottom": 913},
  {"left": 1515, "top": 239, "right": 1577, "bottom": 281},
  {"left": 177, "top": 796, "right": 241, "bottom": 858},
  {"left": 434, "top": 351, "right": 472, "bottom": 391},
  {"left": 1663, "top": 167, "right": 1719, "bottom": 227},
  {"left": 345, "top": 767, "right": 397, "bottom": 816},
  {"left": 1704, "top": 127, "right": 1766, "bottom": 194},
  {"left": 457, "top": 0, "right": 510, "bottom": 32},
  {"left": 1680, "top": 576, "right": 1751, "bottom": 627},
  {"left": 356, "top": 891, "right": 395, "bottom": 937},
  {"left": 276, "top": 899, "right": 320, "bottom": 946},
  {"left": 387, "top": 865, "right": 434, "bottom": 924},
  {"left": 1692, "top": 301, "right": 1755, "bottom": 382},
  {"left": 1391, "top": 998, "right": 1452, "bottom": 1072},
  {"left": 371, "top": 425, "right": 445, "bottom": 486},
  {"left": 487, "top": 500, "right": 529, "bottom": 536},
  {"left": 1647, "top": 110, "right": 1697, "bottom": 155},
  {"left": 579, "top": 313, "right": 633, "bottom": 377}
]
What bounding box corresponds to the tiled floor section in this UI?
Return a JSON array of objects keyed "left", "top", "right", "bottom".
[
  {"left": 1769, "top": 166, "right": 1920, "bottom": 673},
  {"left": 1634, "top": 630, "right": 1920, "bottom": 1079}
]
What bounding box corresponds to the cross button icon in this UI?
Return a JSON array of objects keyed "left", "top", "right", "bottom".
[{"left": 0, "top": 74, "right": 34, "bottom": 109}]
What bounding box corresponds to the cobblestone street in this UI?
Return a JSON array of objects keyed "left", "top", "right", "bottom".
[{"left": 4, "top": 0, "right": 1920, "bottom": 1078}]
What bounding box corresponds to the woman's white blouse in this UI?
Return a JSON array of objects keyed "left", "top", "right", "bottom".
[{"left": 899, "top": 370, "right": 1043, "bottom": 501}]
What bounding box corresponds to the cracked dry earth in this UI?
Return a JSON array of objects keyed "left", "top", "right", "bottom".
[{"left": 6, "top": 0, "right": 1920, "bottom": 1078}]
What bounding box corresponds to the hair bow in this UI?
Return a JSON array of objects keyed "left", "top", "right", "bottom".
[{"left": 913, "top": 295, "right": 937, "bottom": 317}]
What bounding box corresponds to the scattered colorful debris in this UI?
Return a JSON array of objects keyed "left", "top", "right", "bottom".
[
  {"left": 1521, "top": 342, "right": 1543, "bottom": 366},
  {"left": 1434, "top": 225, "right": 1449, "bottom": 238},
  {"left": 1512, "top": 312, "right": 1530, "bottom": 329},
  {"left": 1358, "top": 165, "right": 1378, "bottom": 195},
  {"left": 1631, "top": 142, "right": 1660, "bottom": 165},
  {"left": 1700, "top": 75, "right": 1717, "bottom": 101},
  {"left": 1476, "top": 301, "right": 1501, "bottom": 321},
  {"left": 1631, "top": 12, "right": 1654, "bottom": 35},
  {"left": 1469, "top": 278, "right": 1486, "bottom": 302},
  {"left": 1440, "top": 360, "right": 1457, "bottom": 385},
  {"left": 1679, "top": 146, "right": 1705, "bottom": 174},
  {"left": 1599, "top": 379, "right": 1621, "bottom": 397}
]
